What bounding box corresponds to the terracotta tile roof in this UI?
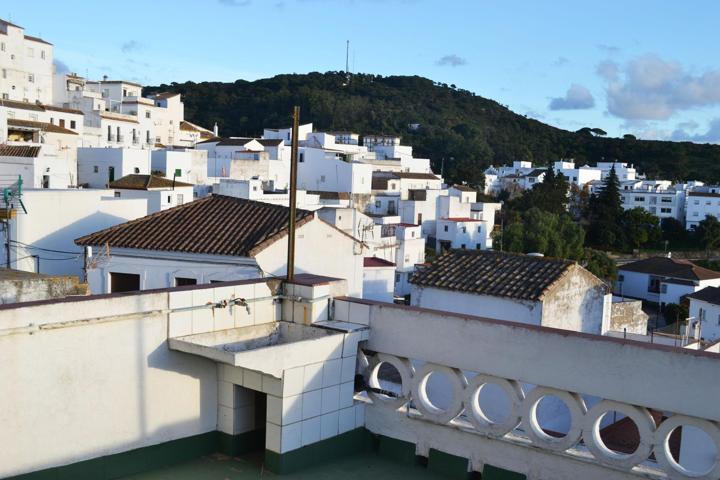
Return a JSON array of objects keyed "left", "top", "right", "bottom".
[
  {"left": 0, "top": 18, "right": 22, "bottom": 28},
  {"left": 619, "top": 257, "right": 720, "bottom": 281},
  {"left": 75, "top": 195, "right": 314, "bottom": 258},
  {"left": 100, "top": 112, "right": 139, "bottom": 124},
  {"left": 152, "top": 92, "right": 180, "bottom": 100},
  {"left": 7, "top": 118, "right": 77, "bottom": 135},
  {"left": 109, "top": 174, "right": 193, "bottom": 190},
  {"left": 364, "top": 257, "right": 396, "bottom": 268},
  {"left": 410, "top": 250, "right": 576, "bottom": 301},
  {"left": 307, "top": 191, "right": 350, "bottom": 200},
  {"left": 179, "top": 120, "right": 212, "bottom": 133},
  {"left": 444, "top": 217, "right": 483, "bottom": 222},
  {"left": 689, "top": 191, "right": 720, "bottom": 198},
  {"left": 217, "top": 138, "right": 255, "bottom": 147},
  {"left": 23, "top": 34, "right": 51, "bottom": 45},
  {"left": 0, "top": 99, "right": 45, "bottom": 112},
  {"left": 44, "top": 105, "right": 83, "bottom": 115},
  {"left": 394, "top": 172, "right": 440, "bottom": 180},
  {"left": 196, "top": 137, "right": 222, "bottom": 144},
  {"left": 452, "top": 184, "right": 476, "bottom": 192},
  {"left": 687, "top": 286, "right": 720, "bottom": 305},
  {"left": 0, "top": 145, "right": 41, "bottom": 158},
  {"left": 256, "top": 138, "right": 284, "bottom": 147}
]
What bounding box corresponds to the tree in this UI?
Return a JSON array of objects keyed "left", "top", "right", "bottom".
[
  {"left": 587, "top": 165, "right": 625, "bottom": 251},
  {"left": 582, "top": 248, "right": 618, "bottom": 282},
  {"left": 591, "top": 128, "right": 607, "bottom": 137},
  {"left": 621, "top": 208, "right": 661, "bottom": 250},
  {"left": 695, "top": 215, "right": 720, "bottom": 254},
  {"left": 623, "top": 134, "right": 637, "bottom": 141},
  {"left": 497, "top": 208, "right": 585, "bottom": 260},
  {"left": 517, "top": 166, "right": 570, "bottom": 215}
]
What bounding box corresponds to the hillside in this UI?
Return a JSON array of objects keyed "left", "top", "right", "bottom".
[{"left": 145, "top": 72, "right": 720, "bottom": 184}]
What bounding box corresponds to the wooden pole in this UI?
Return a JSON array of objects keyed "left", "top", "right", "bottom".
[{"left": 286, "top": 106, "right": 300, "bottom": 281}]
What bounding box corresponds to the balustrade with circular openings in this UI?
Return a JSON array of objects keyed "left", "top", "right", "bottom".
[{"left": 361, "top": 352, "right": 720, "bottom": 479}]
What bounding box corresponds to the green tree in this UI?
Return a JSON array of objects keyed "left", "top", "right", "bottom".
[
  {"left": 621, "top": 208, "right": 661, "bottom": 250},
  {"left": 587, "top": 165, "right": 625, "bottom": 251},
  {"left": 497, "top": 208, "right": 584, "bottom": 260},
  {"left": 695, "top": 215, "right": 720, "bottom": 254},
  {"left": 582, "top": 248, "right": 618, "bottom": 282},
  {"left": 517, "top": 166, "right": 569, "bottom": 215}
]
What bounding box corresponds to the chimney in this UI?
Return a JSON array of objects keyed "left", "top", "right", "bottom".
[
  {"left": 213, "top": 122, "right": 219, "bottom": 137},
  {"left": 102, "top": 75, "right": 108, "bottom": 82}
]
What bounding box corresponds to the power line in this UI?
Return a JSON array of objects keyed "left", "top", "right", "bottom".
[{"left": 9, "top": 240, "right": 80, "bottom": 255}]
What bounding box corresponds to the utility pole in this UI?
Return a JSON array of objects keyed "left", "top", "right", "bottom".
[
  {"left": 286, "top": 106, "right": 300, "bottom": 281},
  {"left": 345, "top": 40, "right": 350, "bottom": 74}
]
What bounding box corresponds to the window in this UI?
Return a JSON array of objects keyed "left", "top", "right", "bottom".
[
  {"left": 320, "top": 175, "right": 326, "bottom": 182},
  {"left": 693, "top": 212, "right": 699, "bottom": 217},
  {"left": 375, "top": 201, "right": 381, "bottom": 208},
  {"left": 114, "top": 191, "right": 121, "bottom": 198},
  {"left": 133, "top": 167, "right": 140, "bottom": 174},
  {"left": 116, "top": 126, "right": 121, "bottom": 141},
  {"left": 661, "top": 197, "right": 672, "bottom": 203},
  {"left": 444, "top": 225, "right": 448, "bottom": 232},
  {"left": 145, "top": 111, "right": 151, "bottom": 119},
  {"left": 59, "top": 119, "right": 65, "bottom": 128},
  {"left": 618, "top": 274, "right": 624, "bottom": 282},
  {"left": 28, "top": 74, "right": 34, "bottom": 83},
  {"left": 174, "top": 277, "right": 197, "bottom": 287},
  {"left": 0, "top": 42, "right": 4, "bottom": 52},
  {"left": 299, "top": 152, "right": 304, "bottom": 163},
  {"left": 395, "top": 273, "right": 400, "bottom": 283},
  {"left": 70, "top": 120, "right": 76, "bottom": 129},
  {"left": 42, "top": 175, "right": 49, "bottom": 188},
  {"left": 93, "top": 165, "right": 99, "bottom": 173},
  {"left": 146, "top": 130, "right": 151, "bottom": 143},
  {"left": 661, "top": 208, "right": 671, "bottom": 214},
  {"left": 461, "top": 244, "right": 466, "bottom": 249},
  {"left": 694, "top": 200, "right": 700, "bottom": 205},
  {"left": 107, "top": 125, "right": 112, "bottom": 141},
  {"left": 177, "top": 194, "right": 184, "bottom": 205},
  {"left": 477, "top": 227, "right": 482, "bottom": 233},
  {"left": 167, "top": 195, "right": 172, "bottom": 203},
  {"left": 252, "top": 185, "right": 258, "bottom": 191},
  {"left": 41, "top": 50, "right": 45, "bottom": 60},
  {"left": 461, "top": 227, "right": 466, "bottom": 233},
  {"left": 1, "top": 69, "right": 5, "bottom": 79},
  {"left": 110, "top": 272, "right": 140, "bottom": 293},
  {"left": 27, "top": 47, "right": 34, "bottom": 57},
  {"left": 634, "top": 196, "right": 645, "bottom": 202},
  {"left": 1, "top": 93, "right": 7, "bottom": 100}
]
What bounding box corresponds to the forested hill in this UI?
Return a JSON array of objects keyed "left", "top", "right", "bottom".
[{"left": 145, "top": 72, "right": 720, "bottom": 184}]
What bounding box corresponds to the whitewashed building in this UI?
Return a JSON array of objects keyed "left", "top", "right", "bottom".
[
  {"left": 77, "top": 147, "right": 151, "bottom": 188},
  {"left": 0, "top": 19, "right": 53, "bottom": 104},
  {"left": 616, "top": 256, "right": 720, "bottom": 305},
  {"left": 109, "top": 174, "right": 194, "bottom": 214},
  {"left": 363, "top": 256, "right": 396, "bottom": 303},
  {"left": 411, "top": 249, "right": 611, "bottom": 334},
  {"left": 687, "top": 287, "right": 720, "bottom": 342},
  {"left": 553, "top": 160, "right": 603, "bottom": 187},
  {"left": 0, "top": 188, "right": 147, "bottom": 276},
  {"left": 619, "top": 180, "right": 686, "bottom": 221},
  {"left": 151, "top": 148, "right": 208, "bottom": 185},
  {"left": 76, "top": 195, "right": 365, "bottom": 296},
  {"left": 686, "top": 186, "right": 720, "bottom": 230}
]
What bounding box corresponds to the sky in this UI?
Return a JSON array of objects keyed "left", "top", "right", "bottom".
[{"left": 8, "top": 0, "right": 720, "bottom": 142}]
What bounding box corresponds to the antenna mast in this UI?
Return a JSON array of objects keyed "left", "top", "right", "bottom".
[{"left": 345, "top": 40, "right": 350, "bottom": 74}]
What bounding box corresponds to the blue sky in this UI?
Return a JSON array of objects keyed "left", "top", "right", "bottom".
[{"left": 10, "top": 0, "right": 720, "bottom": 141}]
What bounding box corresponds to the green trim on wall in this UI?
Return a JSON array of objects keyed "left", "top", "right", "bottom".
[
  {"left": 482, "top": 464, "right": 527, "bottom": 480},
  {"left": 217, "top": 429, "right": 265, "bottom": 457},
  {"left": 427, "top": 449, "right": 470, "bottom": 479},
  {"left": 375, "top": 435, "right": 417, "bottom": 466},
  {"left": 6, "top": 431, "right": 220, "bottom": 480},
  {"left": 264, "top": 428, "right": 374, "bottom": 474}
]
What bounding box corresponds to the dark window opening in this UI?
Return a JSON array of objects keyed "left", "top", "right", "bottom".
[
  {"left": 175, "top": 277, "right": 197, "bottom": 287},
  {"left": 110, "top": 272, "right": 140, "bottom": 293}
]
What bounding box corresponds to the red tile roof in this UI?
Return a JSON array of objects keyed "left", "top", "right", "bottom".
[
  {"left": 619, "top": 257, "right": 720, "bottom": 281},
  {"left": 364, "top": 257, "right": 396, "bottom": 268},
  {"left": 109, "top": 174, "right": 193, "bottom": 190},
  {"left": 410, "top": 250, "right": 584, "bottom": 301},
  {"left": 8, "top": 118, "right": 77, "bottom": 135},
  {"left": 0, "top": 145, "right": 41, "bottom": 158},
  {"left": 444, "top": 217, "right": 483, "bottom": 222},
  {"left": 75, "top": 195, "right": 315, "bottom": 258}
]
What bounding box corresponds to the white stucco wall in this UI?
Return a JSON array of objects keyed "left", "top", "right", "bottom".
[
  {"left": 77, "top": 148, "right": 151, "bottom": 188},
  {"left": 0, "top": 189, "right": 147, "bottom": 276},
  {"left": 689, "top": 298, "right": 720, "bottom": 341},
  {"left": 363, "top": 266, "right": 395, "bottom": 302},
  {"left": 411, "top": 286, "right": 543, "bottom": 326}
]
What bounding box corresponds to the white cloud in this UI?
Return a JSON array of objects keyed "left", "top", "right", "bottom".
[
  {"left": 548, "top": 84, "right": 595, "bottom": 110},
  {"left": 121, "top": 40, "right": 144, "bottom": 54},
  {"left": 671, "top": 118, "right": 720, "bottom": 143},
  {"left": 601, "top": 54, "right": 720, "bottom": 120},
  {"left": 436, "top": 54, "right": 467, "bottom": 67}
]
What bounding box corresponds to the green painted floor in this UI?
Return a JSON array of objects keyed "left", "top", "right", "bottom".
[{"left": 123, "top": 451, "right": 446, "bottom": 479}]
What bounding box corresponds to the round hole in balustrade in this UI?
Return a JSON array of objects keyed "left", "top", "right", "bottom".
[
  {"left": 666, "top": 425, "right": 718, "bottom": 477},
  {"left": 474, "top": 382, "right": 511, "bottom": 424},
  {"left": 595, "top": 411, "right": 640, "bottom": 457},
  {"left": 532, "top": 395, "right": 571, "bottom": 438},
  {"left": 420, "top": 369, "right": 454, "bottom": 411},
  {"left": 368, "top": 361, "right": 403, "bottom": 399}
]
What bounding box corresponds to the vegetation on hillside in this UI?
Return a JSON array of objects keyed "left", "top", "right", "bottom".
[{"left": 147, "top": 71, "right": 720, "bottom": 184}]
